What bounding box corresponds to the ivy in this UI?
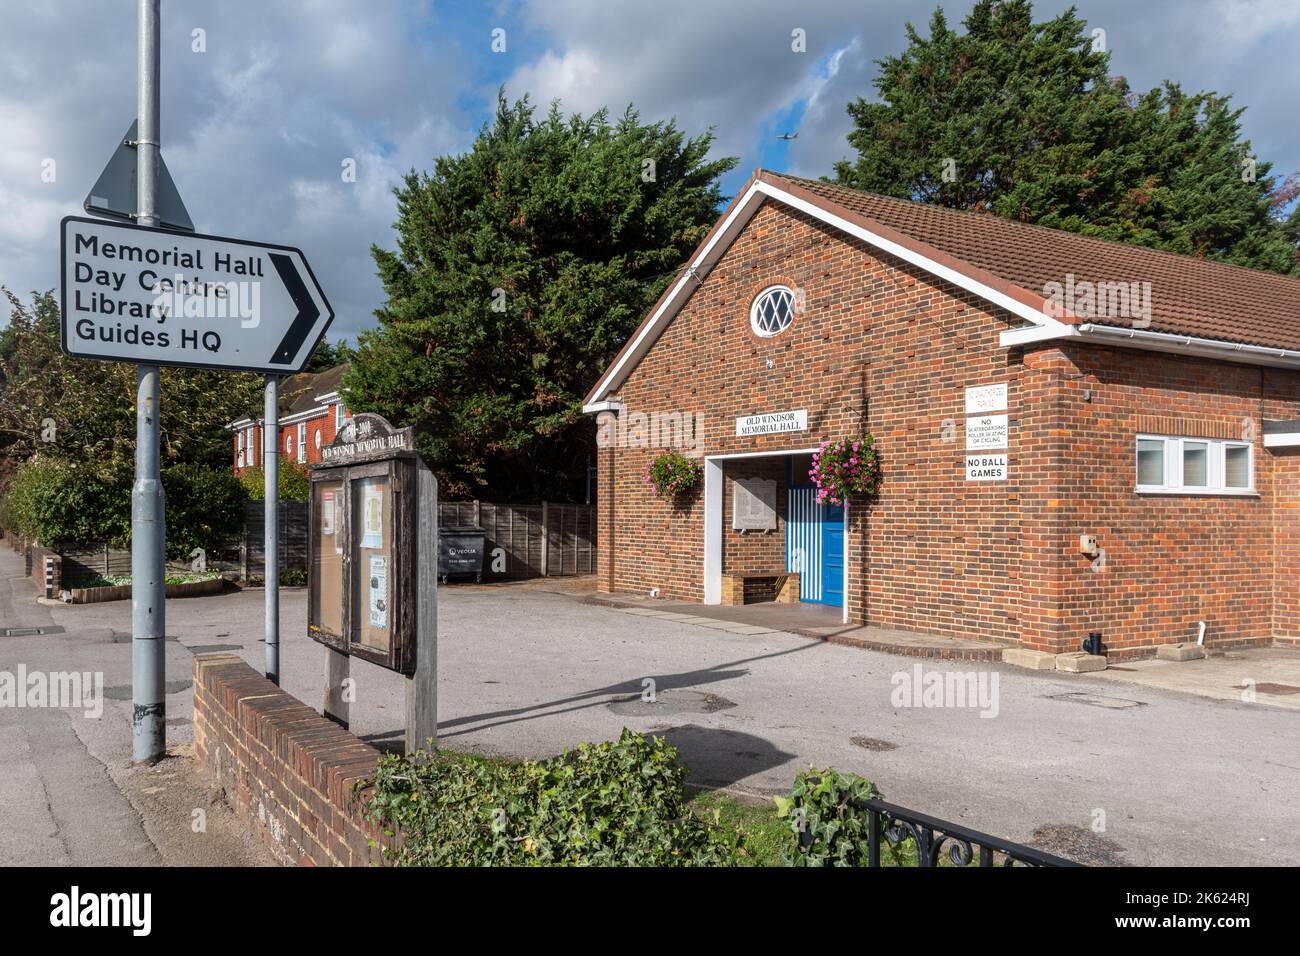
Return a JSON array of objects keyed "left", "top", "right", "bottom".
[
  {"left": 360, "top": 729, "right": 738, "bottom": 867},
  {"left": 776, "top": 768, "right": 884, "bottom": 867}
]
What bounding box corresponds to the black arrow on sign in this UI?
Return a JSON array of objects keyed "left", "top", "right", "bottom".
[{"left": 269, "top": 252, "right": 320, "bottom": 365}]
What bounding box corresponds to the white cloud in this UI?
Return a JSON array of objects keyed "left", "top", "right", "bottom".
[{"left": 1, "top": 0, "right": 1296, "bottom": 345}]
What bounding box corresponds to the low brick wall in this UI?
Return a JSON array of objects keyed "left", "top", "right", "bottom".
[{"left": 193, "top": 653, "right": 395, "bottom": 866}]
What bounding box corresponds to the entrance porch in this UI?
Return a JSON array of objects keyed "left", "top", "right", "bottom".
[{"left": 703, "top": 448, "right": 849, "bottom": 622}]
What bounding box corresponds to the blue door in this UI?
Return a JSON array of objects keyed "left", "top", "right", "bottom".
[{"left": 821, "top": 501, "right": 844, "bottom": 607}]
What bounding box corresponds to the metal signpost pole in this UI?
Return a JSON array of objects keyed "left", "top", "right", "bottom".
[
  {"left": 131, "top": 0, "right": 166, "bottom": 764},
  {"left": 264, "top": 375, "right": 280, "bottom": 684}
]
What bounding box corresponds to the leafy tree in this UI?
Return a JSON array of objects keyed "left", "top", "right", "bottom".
[
  {"left": 833, "top": 0, "right": 1299, "bottom": 274},
  {"left": 0, "top": 290, "right": 258, "bottom": 553},
  {"left": 303, "top": 337, "right": 352, "bottom": 373},
  {"left": 348, "top": 93, "right": 736, "bottom": 500},
  {"left": 0, "top": 289, "right": 263, "bottom": 484}
]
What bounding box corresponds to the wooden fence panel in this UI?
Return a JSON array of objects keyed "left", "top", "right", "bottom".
[
  {"left": 243, "top": 500, "right": 309, "bottom": 579},
  {"left": 437, "top": 500, "right": 595, "bottom": 578}
]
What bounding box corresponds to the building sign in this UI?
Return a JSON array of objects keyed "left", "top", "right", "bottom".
[
  {"left": 732, "top": 477, "right": 777, "bottom": 531},
  {"left": 966, "top": 414, "right": 1008, "bottom": 450},
  {"left": 320, "top": 413, "right": 414, "bottom": 465},
  {"left": 736, "top": 409, "right": 808, "bottom": 437},
  {"left": 966, "top": 454, "right": 1008, "bottom": 481},
  {"left": 965, "top": 383, "right": 1008, "bottom": 414}
]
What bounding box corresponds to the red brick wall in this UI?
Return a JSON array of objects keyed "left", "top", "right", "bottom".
[
  {"left": 598, "top": 197, "right": 1300, "bottom": 653},
  {"left": 233, "top": 403, "right": 349, "bottom": 477},
  {"left": 1019, "top": 344, "right": 1300, "bottom": 655},
  {"left": 605, "top": 200, "right": 1023, "bottom": 632},
  {"left": 722, "top": 458, "right": 787, "bottom": 573},
  {"left": 1274, "top": 449, "right": 1300, "bottom": 639},
  {"left": 192, "top": 653, "right": 393, "bottom": 867}
]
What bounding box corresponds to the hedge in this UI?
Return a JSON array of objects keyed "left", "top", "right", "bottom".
[{"left": 1, "top": 455, "right": 247, "bottom": 559}]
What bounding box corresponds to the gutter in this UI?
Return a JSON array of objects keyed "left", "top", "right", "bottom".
[{"left": 1074, "top": 323, "right": 1300, "bottom": 370}]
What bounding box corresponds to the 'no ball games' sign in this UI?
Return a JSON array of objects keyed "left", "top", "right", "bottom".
[{"left": 60, "top": 216, "right": 334, "bottom": 373}]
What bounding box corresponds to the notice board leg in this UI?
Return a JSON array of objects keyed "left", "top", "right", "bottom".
[
  {"left": 323, "top": 644, "right": 349, "bottom": 729},
  {"left": 405, "top": 460, "right": 438, "bottom": 757}
]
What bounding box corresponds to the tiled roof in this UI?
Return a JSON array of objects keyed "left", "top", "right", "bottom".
[
  {"left": 765, "top": 171, "right": 1300, "bottom": 351},
  {"left": 275, "top": 363, "right": 349, "bottom": 417}
]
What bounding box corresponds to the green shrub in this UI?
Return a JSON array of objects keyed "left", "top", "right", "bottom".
[
  {"left": 1, "top": 456, "right": 245, "bottom": 559},
  {"left": 362, "top": 729, "right": 738, "bottom": 866},
  {"left": 775, "top": 768, "right": 882, "bottom": 867},
  {"left": 161, "top": 463, "right": 248, "bottom": 559},
  {"left": 3, "top": 457, "right": 130, "bottom": 546},
  {"left": 239, "top": 461, "right": 309, "bottom": 501}
]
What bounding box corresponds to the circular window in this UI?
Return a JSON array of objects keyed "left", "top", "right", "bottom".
[
  {"left": 750, "top": 285, "right": 796, "bottom": 337},
  {"left": 314, "top": 430, "right": 322, "bottom": 449},
  {"left": 285, "top": 434, "right": 293, "bottom": 454}
]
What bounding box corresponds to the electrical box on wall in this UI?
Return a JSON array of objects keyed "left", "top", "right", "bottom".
[{"left": 1078, "top": 533, "right": 1099, "bottom": 558}]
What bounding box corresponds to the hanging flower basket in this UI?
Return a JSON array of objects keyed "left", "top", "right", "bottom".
[
  {"left": 810, "top": 437, "right": 882, "bottom": 506},
  {"left": 647, "top": 450, "right": 702, "bottom": 502}
]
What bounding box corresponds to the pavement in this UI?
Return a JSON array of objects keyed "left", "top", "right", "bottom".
[
  {"left": 3, "top": 545, "right": 1300, "bottom": 866},
  {"left": 0, "top": 547, "right": 274, "bottom": 866}
]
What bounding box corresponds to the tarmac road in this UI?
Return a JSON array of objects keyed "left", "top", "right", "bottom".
[{"left": 2, "top": 545, "right": 1297, "bottom": 866}]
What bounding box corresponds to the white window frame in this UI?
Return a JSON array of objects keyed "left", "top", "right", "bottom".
[
  {"left": 237, "top": 431, "right": 245, "bottom": 468},
  {"left": 246, "top": 426, "right": 256, "bottom": 467},
  {"left": 297, "top": 422, "right": 307, "bottom": 463},
  {"left": 335, "top": 401, "right": 345, "bottom": 430},
  {"left": 1134, "top": 434, "right": 1255, "bottom": 495},
  {"left": 749, "top": 284, "right": 796, "bottom": 337}
]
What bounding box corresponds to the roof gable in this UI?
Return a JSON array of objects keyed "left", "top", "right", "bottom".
[{"left": 584, "top": 170, "right": 1300, "bottom": 408}]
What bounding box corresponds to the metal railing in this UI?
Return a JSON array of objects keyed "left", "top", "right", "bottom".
[{"left": 800, "top": 797, "right": 1080, "bottom": 867}]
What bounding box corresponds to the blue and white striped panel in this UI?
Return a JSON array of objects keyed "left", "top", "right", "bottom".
[{"left": 786, "top": 486, "right": 822, "bottom": 602}]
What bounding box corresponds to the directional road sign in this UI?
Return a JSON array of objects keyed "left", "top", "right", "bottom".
[{"left": 60, "top": 216, "right": 334, "bottom": 374}]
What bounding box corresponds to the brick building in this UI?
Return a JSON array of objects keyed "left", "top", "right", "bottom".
[
  {"left": 230, "top": 363, "right": 351, "bottom": 475},
  {"left": 584, "top": 170, "right": 1300, "bottom": 657}
]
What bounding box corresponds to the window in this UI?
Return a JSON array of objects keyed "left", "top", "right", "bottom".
[
  {"left": 285, "top": 432, "right": 294, "bottom": 455},
  {"left": 246, "top": 426, "right": 256, "bottom": 467},
  {"left": 297, "top": 422, "right": 307, "bottom": 463},
  {"left": 750, "top": 285, "right": 796, "bottom": 337},
  {"left": 335, "top": 401, "right": 345, "bottom": 430},
  {"left": 237, "top": 431, "right": 245, "bottom": 468},
  {"left": 1135, "top": 435, "right": 1253, "bottom": 494}
]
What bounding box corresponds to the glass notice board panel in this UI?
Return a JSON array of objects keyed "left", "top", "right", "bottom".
[
  {"left": 351, "top": 474, "right": 394, "bottom": 654},
  {"left": 310, "top": 479, "right": 345, "bottom": 638}
]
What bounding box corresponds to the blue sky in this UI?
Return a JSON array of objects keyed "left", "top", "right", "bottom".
[{"left": 2, "top": 0, "right": 1298, "bottom": 341}]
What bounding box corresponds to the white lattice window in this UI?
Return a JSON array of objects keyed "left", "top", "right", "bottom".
[{"left": 750, "top": 285, "right": 796, "bottom": 337}]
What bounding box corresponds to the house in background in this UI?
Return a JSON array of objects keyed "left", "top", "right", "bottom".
[{"left": 230, "top": 363, "right": 351, "bottom": 476}]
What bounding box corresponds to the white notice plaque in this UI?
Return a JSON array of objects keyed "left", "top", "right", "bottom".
[
  {"left": 965, "top": 383, "right": 1008, "bottom": 414},
  {"left": 965, "top": 414, "right": 1008, "bottom": 450},
  {"left": 732, "top": 478, "right": 777, "bottom": 530},
  {"left": 736, "top": 409, "right": 808, "bottom": 437},
  {"left": 966, "top": 455, "right": 1008, "bottom": 481}
]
